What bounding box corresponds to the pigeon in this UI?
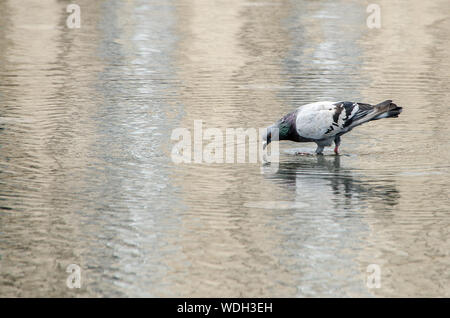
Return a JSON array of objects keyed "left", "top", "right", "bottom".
[{"left": 263, "top": 100, "right": 402, "bottom": 154}]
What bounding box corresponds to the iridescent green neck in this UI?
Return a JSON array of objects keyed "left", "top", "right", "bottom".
[{"left": 278, "top": 122, "right": 291, "bottom": 139}]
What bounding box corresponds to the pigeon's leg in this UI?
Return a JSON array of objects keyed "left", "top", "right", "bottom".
[
  {"left": 334, "top": 136, "right": 341, "bottom": 155},
  {"left": 315, "top": 145, "right": 324, "bottom": 155}
]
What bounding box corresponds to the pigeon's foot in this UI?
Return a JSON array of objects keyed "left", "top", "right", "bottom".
[{"left": 334, "top": 146, "right": 339, "bottom": 155}]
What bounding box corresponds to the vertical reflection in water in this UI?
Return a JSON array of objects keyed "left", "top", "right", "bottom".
[
  {"left": 282, "top": 0, "right": 367, "bottom": 105},
  {"left": 169, "top": 0, "right": 302, "bottom": 297},
  {"left": 172, "top": 0, "right": 252, "bottom": 297},
  {"left": 0, "top": 0, "right": 73, "bottom": 296},
  {"left": 80, "top": 0, "right": 183, "bottom": 296},
  {"left": 0, "top": 0, "right": 182, "bottom": 296},
  {"left": 262, "top": 156, "right": 399, "bottom": 296},
  {"left": 356, "top": 0, "right": 450, "bottom": 297}
]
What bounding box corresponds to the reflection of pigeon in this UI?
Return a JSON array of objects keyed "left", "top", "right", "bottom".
[
  {"left": 263, "top": 100, "right": 402, "bottom": 154},
  {"left": 266, "top": 156, "right": 400, "bottom": 208}
]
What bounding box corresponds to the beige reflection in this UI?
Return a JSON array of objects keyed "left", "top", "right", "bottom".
[
  {"left": 0, "top": 0, "right": 68, "bottom": 296},
  {"left": 168, "top": 0, "right": 296, "bottom": 296},
  {"left": 0, "top": 0, "right": 104, "bottom": 296},
  {"left": 357, "top": 0, "right": 450, "bottom": 297}
]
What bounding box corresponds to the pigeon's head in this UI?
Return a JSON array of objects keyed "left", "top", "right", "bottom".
[{"left": 262, "top": 123, "right": 280, "bottom": 150}]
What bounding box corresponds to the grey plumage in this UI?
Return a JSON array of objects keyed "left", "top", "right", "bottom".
[{"left": 263, "top": 100, "right": 402, "bottom": 154}]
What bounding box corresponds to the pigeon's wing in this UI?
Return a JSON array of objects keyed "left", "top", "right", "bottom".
[{"left": 295, "top": 101, "right": 376, "bottom": 140}]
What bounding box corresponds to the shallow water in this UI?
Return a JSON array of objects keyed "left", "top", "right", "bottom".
[{"left": 0, "top": 0, "right": 449, "bottom": 297}]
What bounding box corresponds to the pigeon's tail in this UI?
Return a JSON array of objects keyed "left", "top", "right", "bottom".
[{"left": 372, "top": 100, "right": 403, "bottom": 120}]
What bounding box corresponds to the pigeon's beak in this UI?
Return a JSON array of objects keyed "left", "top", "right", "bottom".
[{"left": 262, "top": 127, "right": 272, "bottom": 150}]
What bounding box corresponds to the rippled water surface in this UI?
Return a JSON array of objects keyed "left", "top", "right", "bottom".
[{"left": 0, "top": 0, "right": 449, "bottom": 297}]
